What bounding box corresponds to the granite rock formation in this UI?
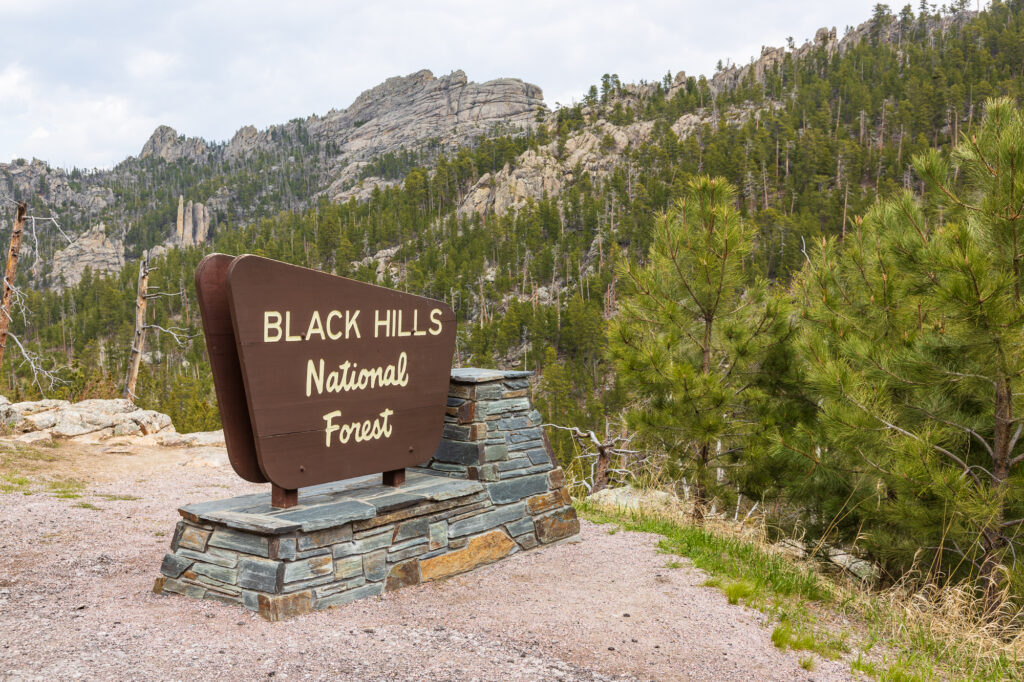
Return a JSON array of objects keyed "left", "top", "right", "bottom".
[
  {"left": 220, "top": 69, "right": 546, "bottom": 203},
  {"left": 174, "top": 196, "right": 211, "bottom": 246},
  {"left": 140, "top": 125, "right": 210, "bottom": 164},
  {"left": 0, "top": 396, "right": 173, "bottom": 440},
  {"left": 49, "top": 223, "right": 125, "bottom": 288}
]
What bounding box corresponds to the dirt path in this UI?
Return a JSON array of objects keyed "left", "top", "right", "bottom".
[{"left": 0, "top": 441, "right": 852, "bottom": 681}]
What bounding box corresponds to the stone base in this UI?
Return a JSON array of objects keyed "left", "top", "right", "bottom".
[
  {"left": 154, "top": 368, "right": 579, "bottom": 620},
  {"left": 154, "top": 469, "right": 577, "bottom": 620}
]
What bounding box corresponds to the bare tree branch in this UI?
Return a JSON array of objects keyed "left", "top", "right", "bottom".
[
  {"left": 4, "top": 330, "right": 67, "bottom": 393},
  {"left": 144, "top": 324, "right": 197, "bottom": 347}
]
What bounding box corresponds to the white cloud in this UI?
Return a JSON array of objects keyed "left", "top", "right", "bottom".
[
  {"left": 0, "top": 62, "right": 159, "bottom": 168},
  {"left": 125, "top": 50, "right": 181, "bottom": 80}
]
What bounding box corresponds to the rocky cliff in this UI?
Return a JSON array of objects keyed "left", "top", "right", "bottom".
[
  {"left": 140, "top": 125, "right": 211, "bottom": 164},
  {"left": 225, "top": 70, "right": 543, "bottom": 165},
  {"left": 223, "top": 69, "right": 545, "bottom": 202}
]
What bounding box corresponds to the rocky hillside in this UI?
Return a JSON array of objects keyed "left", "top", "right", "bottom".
[
  {"left": 138, "top": 69, "right": 544, "bottom": 200},
  {"left": 0, "top": 70, "right": 545, "bottom": 288},
  {"left": 459, "top": 9, "right": 975, "bottom": 219},
  {"left": 1, "top": 8, "right": 977, "bottom": 292}
]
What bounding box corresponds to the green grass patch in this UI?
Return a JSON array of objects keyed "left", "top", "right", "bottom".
[
  {"left": 74, "top": 502, "right": 100, "bottom": 510},
  {"left": 579, "top": 501, "right": 831, "bottom": 603},
  {"left": 663, "top": 559, "right": 684, "bottom": 569},
  {"left": 770, "top": 618, "right": 847, "bottom": 659},
  {"left": 1, "top": 473, "right": 31, "bottom": 492},
  {"left": 46, "top": 478, "right": 85, "bottom": 495},
  {"left": 851, "top": 653, "right": 880, "bottom": 677},
  {"left": 97, "top": 494, "right": 140, "bottom": 501},
  {"left": 723, "top": 579, "right": 760, "bottom": 605}
]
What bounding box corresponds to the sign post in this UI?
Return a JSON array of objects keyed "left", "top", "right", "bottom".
[{"left": 196, "top": 254, "right": 456, "bottom": 507}]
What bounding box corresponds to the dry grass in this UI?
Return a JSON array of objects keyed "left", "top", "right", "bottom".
[
  {"left": 866, "top": 577, "right": 1024, "bottom": 678},
  {"left": 0, "top": 441, "right": 61, "bottom": 476}
]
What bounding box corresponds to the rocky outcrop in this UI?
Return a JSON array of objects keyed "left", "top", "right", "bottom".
[
  {"left": 182, "top": 199, "right": 192, "bottom": 246},
  {"left": 705, "top": 12, "right": 973, "bottom": 96},
  {"left": 218, "top": 69, "right": 545, "bottom": 202},
  {"left": 335, "top": 69, "right": 543, "bottom": 153},
  {"left": 457, "top": 118, "right": 656, "bottom": 217},
  {"left": 0, "top": 159, "right": 113, "bottom": 213},
  {"left": 175, "top": 195, "right": 184, "bottom": 241},
  {"left": 140, "top": 125, "right": 210, "bottom": 164},
  {"left": 50, "top": 223, "right": 125, "bottom": 288},
  {"left": 350, "top": 244, "right": 401, "bottom": 280},
  {"left": 193, "top": 202, "right": 210, "bottom": 243},
  {"left": 0, "top": 397, "right": 173, "bottom": 440},
  {"left": 330, "top": 176, "right": 400, "bottom": 203},
  {"left": 708, "top": 28, "right": 838, "bottom": 95},
  {"left": 173, "top": 195, "right": 211, "bottom": 246},
  {"left": 237, "top": 70, "right": 543, "bottom": 166}
]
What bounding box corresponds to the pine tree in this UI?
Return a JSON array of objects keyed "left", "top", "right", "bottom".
[
  {"left": 794, "top": 98, "right": 1024, "bottom": 609},
  {"left": 609, "top": 176, "right": 787, "bottom": 520}
]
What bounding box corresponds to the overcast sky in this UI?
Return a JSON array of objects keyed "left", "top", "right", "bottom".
[{"left": 1, "top": 0, "right": 889, "bottom": 170}]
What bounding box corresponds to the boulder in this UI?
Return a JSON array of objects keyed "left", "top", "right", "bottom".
[
  {"left": 0, "top": 397, "right": 175, "bottom": 440},
  {"left": 588, "top": 486, "right": 680, "bottom": 513}
]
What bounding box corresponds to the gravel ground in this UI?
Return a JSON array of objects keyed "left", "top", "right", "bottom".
[{"left": 0, "top": 441, "right": 853, "bottom": 681}]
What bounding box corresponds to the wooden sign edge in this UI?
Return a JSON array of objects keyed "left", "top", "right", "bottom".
[{"left": 194, "top": 253, "right": 267, "bottom": 483}]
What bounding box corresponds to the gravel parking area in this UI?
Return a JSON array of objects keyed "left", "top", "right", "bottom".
[{"left": 0, "top": 441, "right": 852, "bottom": 680}]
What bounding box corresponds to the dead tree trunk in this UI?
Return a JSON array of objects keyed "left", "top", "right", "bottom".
[
  {"left": 0, "top": 202, "right": 27, "bottom": 371},
  {"left": 123, "top": 251, "right": 151, "bottom": 401}
]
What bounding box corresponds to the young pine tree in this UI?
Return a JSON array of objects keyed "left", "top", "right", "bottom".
[
  {"left": 794, "top": 98, "right": 1024, "bottom": 610},
  {"left": 609, "top": 176, "right": 789, "bottom": 521}
]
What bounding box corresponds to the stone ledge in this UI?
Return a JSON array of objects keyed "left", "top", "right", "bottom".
[
  {"left": 156, "top": 466, "right": 577, "bottom": 620},
  {"left": 449, "top": 368, "right": 533, "bottom": 384},
  {"left": 180, "top": 472, "right": 483, "bottom": 534}
]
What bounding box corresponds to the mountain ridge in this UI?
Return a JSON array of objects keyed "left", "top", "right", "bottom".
[{"left": 0, "top": 7, "right": 982, "bottom": 291}]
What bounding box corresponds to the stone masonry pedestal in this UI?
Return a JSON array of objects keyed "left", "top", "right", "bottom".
[{"left": 153, "top": 368, "right": 579, "bottom": 620}]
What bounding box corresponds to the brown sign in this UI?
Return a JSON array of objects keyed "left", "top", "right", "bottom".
[{"left": 195, "top": 254, "right": 456, "bottom": 492}]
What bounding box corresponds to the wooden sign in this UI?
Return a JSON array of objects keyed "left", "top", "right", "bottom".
[{"left": 195, "top": 254, "right": 456, "bottom": 496}]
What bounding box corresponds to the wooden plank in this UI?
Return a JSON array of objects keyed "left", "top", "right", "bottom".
[
  {"left": 225, "top": 255, "right": 456, "bottom": 490},
  {"left": 195, "top": 254, "right": 267, "bottom": 483}
]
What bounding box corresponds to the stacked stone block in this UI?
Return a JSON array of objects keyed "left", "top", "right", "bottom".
[
  {"left": 154, "top": 368, "right": 579, "bottom": 620},
  {"left": 425, "top": 368, "right": 578, "bottom": 547}
]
